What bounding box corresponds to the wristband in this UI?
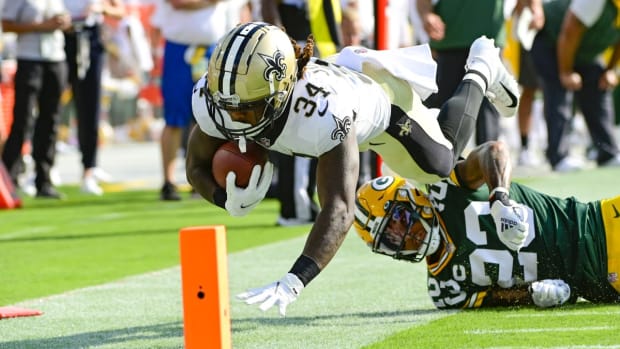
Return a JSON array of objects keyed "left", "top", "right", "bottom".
[
  {"left": 289, "top": 255, "right": 321, "bottom": 286},
  {"left": 489, "top": 186, "right": 510, "bottom": 205},
  {"left": 213, "top": 186, "right": 227, "bottom": 209}
]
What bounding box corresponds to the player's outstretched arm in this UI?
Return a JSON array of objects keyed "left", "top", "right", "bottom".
[
  {"left": 455, "top": 141, "right": 529, "bottom": 251},
  {"left": 237, "top": 132, "right": 360, "bottom": 316},
  {"left": 482, "top": 279, "right": 571, "bottom": 308}
]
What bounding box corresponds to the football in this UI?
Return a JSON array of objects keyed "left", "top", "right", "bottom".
[{"left": 212, "top": 141, "right": 268, "bottom": 188}]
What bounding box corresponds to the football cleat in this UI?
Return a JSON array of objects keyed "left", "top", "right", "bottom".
[{"left": 466, "top": 36, "right": 520, "bottom": 117}]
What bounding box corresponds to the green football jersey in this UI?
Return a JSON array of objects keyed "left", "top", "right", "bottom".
[{"left": 424, "top": 180, "right": 619, "bottom": 309}]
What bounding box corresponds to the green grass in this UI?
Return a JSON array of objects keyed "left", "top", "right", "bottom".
[
  {"left": 2, "top": 167, "right": 620, "bottom": 348},
  {"left": 0, "top": 188, "right": 307, "bottom": 306},
  {"left": 365, "top": 303, "right": 620, "bottom": 348}
]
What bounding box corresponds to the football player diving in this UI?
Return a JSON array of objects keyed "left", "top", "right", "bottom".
[
  {"left": 354, "top": 141, "right": 620, "bottom": 309},
  {"left": 186, "top": 21, "right": 525, "bottom": 316}
]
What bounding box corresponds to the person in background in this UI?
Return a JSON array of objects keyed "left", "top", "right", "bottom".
[
  {"left": 2, "top": 0, "right": 71, "bottom": 199},
  {"left": 150, "top": 0, "right": 251, "bottom": 201},
  {"left": 63, "top": 0, "right": 126, "bottom": 196},
  {"left": 516, "top": 45, "right": 542, "bottom": 167},
  {"left": 528, "top": 0, "right": 620, "bottom": 172},
  {"left": 417, "top": 0, "right": 513, "bottom": 145},
  {"left": 260, "top": 0, "right": 359, "bottom": 225},
  {"left": 0, "top": 0, "right": 4, "bottom": 154},
  {"left": 512, "top": 0, "right": 545, "bottom": 167}
]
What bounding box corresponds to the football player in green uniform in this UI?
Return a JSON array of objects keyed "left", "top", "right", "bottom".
[{"left": 354, "top": 141, "right": 620, "bottom": 309}]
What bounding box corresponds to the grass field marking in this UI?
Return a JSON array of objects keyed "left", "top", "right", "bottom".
[
  {"left": 466, "top": 325, "right": 614, "bottom": 334},
  {"left": 0, "top": 226, "right": 54, "bottom": 240},
  {"left": 504, "top": 310, "right": 620, "bottom": 318}
]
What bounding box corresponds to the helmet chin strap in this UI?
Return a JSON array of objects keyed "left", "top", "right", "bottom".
[
  {"left": 238, "top": 136, "right": 247, "bottom": 153},
  {"left": 418, "top": 218, "right": 440, "bottom": 257}
]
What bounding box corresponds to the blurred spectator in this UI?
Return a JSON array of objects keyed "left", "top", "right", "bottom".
[
  {"left": 63, "top": 0, "right": 126, "bottom": 196},
  {"left": 417, "top": 0, "right": 510, "bottom": 145},
  {"left": 528, "top": 0, "right": 620, "bottom": 172},
  {"left": 261, "top": 0, "right": 359, "bottom": 226},
  {"left": 0, "top": 0, "right": 4, "bottom": 153},
  {"left": 516, "top": 45, "right": 543, "bottom": 167},
  {"left": 150, "top": 0, "right": 251, "bottom": 201},
  {"left": 1, "top": 0, "right": 71, "bottom": 199}
]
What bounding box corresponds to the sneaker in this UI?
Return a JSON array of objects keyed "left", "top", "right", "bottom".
[
  {"left": 36, "top": 185, "right": 64, "bottom": 199},
  {"left": 92, "top": 167, "right": 113, "bottom": 182},
  {"left": 161, "top": 182, "right": 181, "bottom": 201},
  {"left": 465, "top": 36, "right": 520, "bottom": 117},
  {"left": 517, "top": 148, "right": 538, "bottom": 167},
  {"left": 553, "top": 156, "right": 584, "bottom": 173},
  {"left": 81, "top": 175, "right": 103, "bottom": 196},
  {"left": 276, "top": 216, "right": 313, "bottom": 227}
]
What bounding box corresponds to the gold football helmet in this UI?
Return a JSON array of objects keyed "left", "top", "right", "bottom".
[
  {"left": 200, "top": 22, "right": 297, "bottom": 144},
  {"left": 354, "top": 176, "right": 441, "bottom": 262}
]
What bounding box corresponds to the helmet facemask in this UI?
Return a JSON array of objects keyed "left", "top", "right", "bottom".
[
  {"left": 205, "top": 73, "right": 296, "bottom": 144},
  {"left": 202, "top": 22, "right": 298, "bottom": 151},
  {"left": 372, "top": 199, "right": 440, "bottom": 262},
  {"left": 354, "top": 176, "right": 441, "bottom": 263}
]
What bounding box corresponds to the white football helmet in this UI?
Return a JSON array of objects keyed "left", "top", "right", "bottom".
[
  {"left": 354, "top": 176, "right": 441, "bottom": 262},
  {"left": 197, "top": 22, "right": 297, "bottom": 144}
]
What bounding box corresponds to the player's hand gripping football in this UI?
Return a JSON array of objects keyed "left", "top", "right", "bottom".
[
  {"left": 490, "top": 188, "right": 530, "bottom": 251},
  {"left": 225, "top": 162, "right": 274, "bottom": 216},
  {"left": 529, "top": 279, "right": 571, "bottom": 308},
  {"left": 237, "top": 273, "right": 304, "bottom": 317}
]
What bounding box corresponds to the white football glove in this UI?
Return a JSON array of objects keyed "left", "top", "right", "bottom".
[
  {"left": 236, "top": 273, "right": 304, "bottom": 317},
  {"left": 490, "top": 199, "right": 529, "bottom": 251},
  {"left": 529, "top": 279, "right": 571, "bottom": 308},
  {"left": 224, "top": 161, "right": 274, "bottom": 217}
]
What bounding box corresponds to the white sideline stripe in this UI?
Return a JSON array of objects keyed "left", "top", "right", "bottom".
[
  {"left": 467, "top": 325, "right": 614, "bottom": 334},
  {"left": 0, "top": 226, "right": 53, "bottom": 240}
]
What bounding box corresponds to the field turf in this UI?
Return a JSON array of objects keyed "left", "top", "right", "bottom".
[{"left": 1, "top": 167, "right": 619, "bottom": 348}]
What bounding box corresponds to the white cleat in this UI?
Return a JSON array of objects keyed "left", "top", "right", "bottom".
[{"left": 466, "top": 36, "right": 520, "bottom": 117}]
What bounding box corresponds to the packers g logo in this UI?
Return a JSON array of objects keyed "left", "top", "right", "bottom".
[
  {"left": 371, "top": 176, "right": 394, "bottom": 191},
  {"left": 259, "top": 50, "right": 287, "bottom": 82}
]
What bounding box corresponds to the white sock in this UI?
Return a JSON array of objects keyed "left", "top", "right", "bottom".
[{"left": 463, "top": 72, "right": 488, "bottom": 92}]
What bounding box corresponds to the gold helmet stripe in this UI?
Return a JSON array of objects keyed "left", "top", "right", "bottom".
[
  {"left": 218, "top": 22, "right": 268, "bottom": 97},
  {"left": 354, "top": 201, "right": 376, "bottom": 232}
]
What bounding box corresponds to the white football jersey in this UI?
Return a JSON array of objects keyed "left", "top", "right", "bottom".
[
  {"left": 194, "top": 58, "right": 391, "bottom": 157},
  {"left": 193, "top": 54, "right": 452, "bottom": 185}
]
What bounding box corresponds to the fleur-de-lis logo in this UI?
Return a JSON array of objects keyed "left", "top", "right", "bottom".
[
  {"left": 398, "top": 119, "right": 412, "bottom": 137},
  {"left": 259, "top": 50, "right": 287, "bottom": 82},
  {"left": 331, "top": 114, "right": 352, "bottom": 141}
]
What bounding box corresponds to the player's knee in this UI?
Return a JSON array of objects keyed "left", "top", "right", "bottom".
[{"left": 426, "top": 151, "right": 454, "bottom": 178}]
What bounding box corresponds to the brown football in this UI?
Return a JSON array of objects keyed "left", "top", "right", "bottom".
[{"left": 212, "top": 141, "right": 268, "bottom": 188}]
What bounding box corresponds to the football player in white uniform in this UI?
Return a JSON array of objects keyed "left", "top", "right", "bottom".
[{"left": 186, "top": 22, "right": 524, "bottom": 316}]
